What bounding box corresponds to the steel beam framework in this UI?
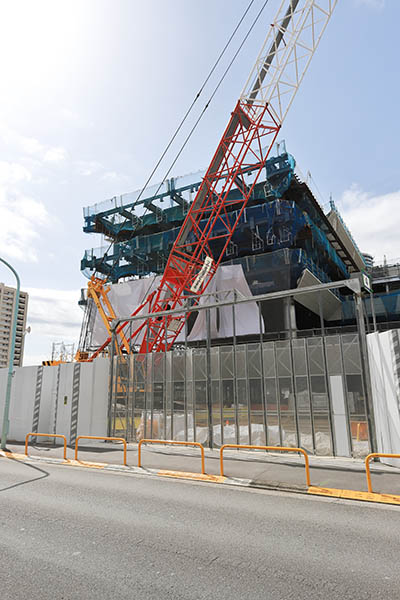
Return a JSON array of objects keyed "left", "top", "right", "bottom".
[{"left": 84, "top": 0, "right": 337, "bottom": 359}]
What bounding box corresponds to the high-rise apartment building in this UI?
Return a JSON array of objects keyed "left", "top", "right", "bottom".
[{"left": 0, "top": 283, "right": 28, "bottom": 368}]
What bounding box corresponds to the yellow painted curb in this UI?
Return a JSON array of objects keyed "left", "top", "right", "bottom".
[
  {"left": 0, "top": 450, "right": 108, "bottom": 469},
  {"left": 0, "top": 450, "right": 26, "bottom": 460},
  {"left": 65, "top": 459, "right": 108, "bottom": 469},
  {"left": 308, "top": 486, "right": 400, "bottom": 506},
  {"left": 157, "top": 469, "right": 226, "bottom": 483}
]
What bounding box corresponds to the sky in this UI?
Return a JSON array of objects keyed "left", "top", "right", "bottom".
[{"left": 0, "top": 0, "right": 398, "bottom": 366}]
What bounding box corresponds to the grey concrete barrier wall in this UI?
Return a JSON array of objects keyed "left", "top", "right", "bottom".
[{"left": 0, "top": 358, "right": 109, "bottom": 444}]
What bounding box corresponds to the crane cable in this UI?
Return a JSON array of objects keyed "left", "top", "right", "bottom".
[
  {"left": 88, "top": 0, "right": 271, "bottom": 351},
  {"left": 147, "top": 0, "right": 270, "bottom": 204},
  {"left": 95, "top": 0, "right": 269, "bottom": 276},
  {"left": 127, "top": 0, "right": 272, "bottom": 349},
  {"left": 130, "top": 0, "right": 260, "bottom": 211}
]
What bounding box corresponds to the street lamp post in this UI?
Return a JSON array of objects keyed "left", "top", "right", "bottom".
[{"left": 0, "top": 258, "right": 20, "bottom": 450}]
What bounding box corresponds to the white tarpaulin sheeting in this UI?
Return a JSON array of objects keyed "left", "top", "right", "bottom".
[
  {"left": 91, "top": 264, "right": 263, "bottom": 347},
  {"left": 367, "top": 330, "right": 400, "bottom": 468}
]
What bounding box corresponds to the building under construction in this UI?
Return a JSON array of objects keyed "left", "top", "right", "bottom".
[
  {"left": 76, "top": 143, "right": 381, "bottom": 456},
  {"left": 79, "top": 143, "right": 370, "bottom": 351},
  {"left": 71, "top": 1, "right": 399, "bottom": 457}
]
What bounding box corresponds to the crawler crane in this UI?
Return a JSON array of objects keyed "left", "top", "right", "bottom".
[{"left": 77, "top": 0, "right": 337, "bottom": 362}]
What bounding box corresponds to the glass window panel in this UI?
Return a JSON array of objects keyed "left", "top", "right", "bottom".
[
  {"left": 212, "top": 380, "right": 221, "bottom": 429},
  {"left": 220, "top": 347, "right": 234, "bottom": 379},
  {"left": 235, "top": 346, "right": 246, "bottom": 379},
  {"left": 249, "top": 378, "right": 262, "bottom": 411},
  {"left": 186, "top": 350, "right": 193, "bottom": 382},
  {"left": 281, "top": 412, "right": 297, "bottom": 446},
  {"left": 153, "top": 353, "right": 165, "bottom": 382},
  {"left": 172, "top": 411, "right": 187, "bottom": 441},
  {"left": 173, "top": 381, "right": 185, "bottom": 412},
  {"left": 313, "top": 413, "right": 333, "bottom": 455},
  {"left": 250, "top": 419, "right": 266, "bottom": 445},
  {"left": 237, "top": 379, "right": 248, "bottom": 407},
  {"left": 172, "top": 352, "right": 185, "bottom": 380},
  {"left": 195, "top": 381, "right": 207, "bottom": 409},
  {"left": 247, "top": 343, "right": 262, "bottom": 378},
  {"left": 222, "top": 379, "right": 234, "bottom": 408},
  {"left": 295, "top": 376, "right": 310, "bottom": 412},
  {"left": 265, "top": 378, "right": 278, "bottom": 412},
  {"left": 298, "top": 414, "right": 314, "bottom": 452},
  {"left": 263, "top": 342, "right": 276, "bottom": 378},
  {"left": 134, "top": 389, "right": 145, "bottom": 410},
  {"left": 278, "top": 377, "right": 293, "bottom": 411},
  {"left": 193, "top": 349, "right": 206, "bottom": 380},
  {"left": 210, "top": 347, "right": 219, "bottom": 380},
  {"left": 185, "top": 381, "right": 193, "bottom": 413},
  {"left": 307, "top": 338, "right": 325, "bottom": 375},
  {"left": 349, "top": 419, "right": 369, "bottom": 457},
  {"left": 266, "top": 413, "right": 281, "bottom": 446},
  {"left": 325, "top": 335, "right": 342, "bottom": 376},
  {"left": 211, "top": 380, "right": 220, "bottom": 409},
  {"left": 195, "top": 412, "right": 208, "bottom": 444},
  {"left": 276, "top": 341, "right": 292, "bottom": 377},
  {"left": 292, "top": 339, "right": 307, "bottom": 375},
  {"left": 342, "top": 334, "right": 361, "bottom": 374},
  {"left": 134, "top": 355, "right": 146, "bottom": 383},
  {"left": 346, "top": 374, "right": 366, "bottom": 416},
  {"left": 153, "top": 382, "right": 164, "bottom": 411},
  {"left": 310, "top": 375, "right": 328, "bottom": 411},
  {"left": 238, "top": 413, "right": 249, "bottom": 444}
]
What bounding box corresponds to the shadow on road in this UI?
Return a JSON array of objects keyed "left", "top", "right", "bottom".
[{"left": 0, "top": 455, "right": 49, "bottom": 492}]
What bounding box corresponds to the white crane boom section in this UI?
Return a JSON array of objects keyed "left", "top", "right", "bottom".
[{"left": 242, "top": 0, "right": 337, "bottom": 124}]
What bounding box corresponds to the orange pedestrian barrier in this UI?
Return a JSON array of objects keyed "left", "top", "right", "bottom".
[
  {"left": 365, "top": 453, "right": 400, "bottom": 493},
  {"left": 220, "top": 444, "right": 311, "bottom": 487},
  {"left": 138, "top": 439, "right": 205, "bottom": 475},
  {"left": 74, "top": 436, "right": 127, "bottom": 466},
  {"left": 25, "top": 433, "right": 67, "bottom": 460}
]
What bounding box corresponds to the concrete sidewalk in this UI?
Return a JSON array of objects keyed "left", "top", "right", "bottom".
[{"left": 6, "top": 440, "right": 400, "bottom": 496}]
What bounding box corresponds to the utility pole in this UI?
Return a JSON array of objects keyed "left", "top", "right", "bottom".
[{"left": 0, "top": 257, "right": 20, "bottom": 450}]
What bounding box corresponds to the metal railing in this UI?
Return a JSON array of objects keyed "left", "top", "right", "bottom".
[
  {"left": 365, "top": 453, "right": 400, "bottom": 493},
  {"left": 24, "top": 433, "right": 67, "bottom": 460},
  {"left": 138, "top": 439, "right": 205, "bottom": 474},
  {"left": 219, "top": 444, "right": 311, "bottom": 487},
  {"left": 74, "top": 435, "right": 127, "bottom": 466}
]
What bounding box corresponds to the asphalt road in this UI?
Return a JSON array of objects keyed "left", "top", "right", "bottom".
[{"left": 1, "top": 458, "right": 399, "bottom": 600}]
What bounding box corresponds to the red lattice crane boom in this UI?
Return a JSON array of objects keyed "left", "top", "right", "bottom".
[{"left": 84, "top": 0, "right": 337, "bottom": 360}]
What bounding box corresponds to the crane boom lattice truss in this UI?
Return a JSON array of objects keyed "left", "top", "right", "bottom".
[{"left": 85, "top": 0, "right": 337, "bottom": 360}]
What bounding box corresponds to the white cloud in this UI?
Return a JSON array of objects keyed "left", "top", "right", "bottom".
[
  {"left": 23, "top": 287, "right": 83, "bottom": 366},
  {"left": 0, "top": 124, "right": 67, "bottom": 165},
  {"left": 101, "top": 171, "right": 119, "bottom": 181},
  {"left": 0, "top": 161, "right": 31, "bottom": 185},
  {"left": 101, "top": 170, "right": 131, "bottom": 186},
  {"left": 76, "top": 160, "right": 104, "bottom": 176},
  {"left": 0, "top": 161, "right": 50, "bottom": 262},
  {"left": 43, "top": 146, "right": 67, "bottom": 163},
  {"left": 59, "top": 108, "right": 93, "bottom": 129},
  {"left": 338, "top": 184, "right": 400, "bottom": 262}
]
